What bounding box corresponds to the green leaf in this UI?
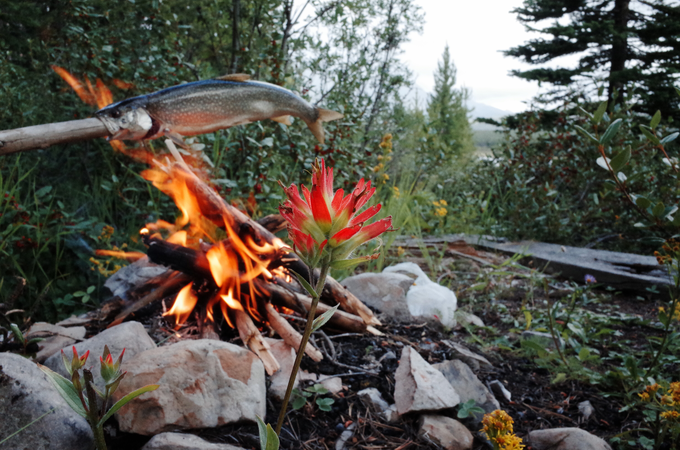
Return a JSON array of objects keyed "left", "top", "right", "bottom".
[
  {"left": 660, "top": 132, "right": 679, "bottom": 144},
  {"left": 578, "top": 347, "right": 591, "bottom": 362},
  {"left": 35, "top": 186, "right": 52, "bottom": 198},
  {"left": 650, "top": 110, "right": 662, "bottom": 129},
  {"left": 311, "top": 304, "right": 339, "bottom": 332},
  {"left": 97, "top": 384, "right": 159, "bottom": 427},
  {"left": 521, "top": 339, "right": 548, "bottom": 356},
  {"left": 652, "top": 201, "right": 665, "bottom": 218},
  {"left": 522, "top": 309, "right": 532, "bottom": 330},
  {"left": 316, "top": 397, "right": 335, "bottom": 411},
  {"left": 552, "top": 372, "right": 567, "bottom": 384},
  {"left": 609, "top": 148, "right": 631, "bottom": 172},
  {"left": 291, "top": 396, "right": 307, "bottom": 410},
  {"left": 291, "top": 270, "right": 316, "bottom": 298},
  {"left": 635, "top": 196, "right": 652, "bottom": 210},
  {"left": 10, "top": 323, "right": 25, "bottom": 345},
  {"left": 574, "top": 125, "right": 599, "bottom": 144},
  {"left": 592, "top": 101, "right": 608, "bottom": 124},
  {"left": 38, "top": 364, "right": 87, "bottom": 418},
  {"left": 600, "top": 119, "right": 623, "bottom": 145},
  {"left": 640, "top": 125, "right": 661, "bottom": 145},
  {"left": 256, "top": 416, "right": 280, "bottom": 450}
]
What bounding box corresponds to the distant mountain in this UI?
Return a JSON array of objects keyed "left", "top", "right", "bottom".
[{"left": 468, "top": 101, "right": 513, "bottom": 131}]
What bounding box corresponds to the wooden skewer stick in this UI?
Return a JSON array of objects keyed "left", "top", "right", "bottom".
[
  {"left": 234, "top": 308, "right": 280, "bottom": 375},
  {"left": 0, "top": 118, "right": 109, "bottom": 156},
  {"left": 265, "top": 303, "right": 323, "bottom": 362}
]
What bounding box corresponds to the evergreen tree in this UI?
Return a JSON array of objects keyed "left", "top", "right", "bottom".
[
  {"left": 504, "top": 0, "right": 680, "bottom": 119},
  {"left": 427, "top": 45, "right": 474, "bottom": 160}
]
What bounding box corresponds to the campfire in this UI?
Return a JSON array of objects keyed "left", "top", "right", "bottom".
[{"left": 51, "top": 68, "right": 381, "bottom": 375}]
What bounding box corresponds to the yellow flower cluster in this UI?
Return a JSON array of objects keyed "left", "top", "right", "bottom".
[
  {"left": 659, "top": 305, "right": 680, "bottom": 322},
  {"left": 639, "top": 381, "right": 680, "bottom": 423},
  {"left": 373, "top": 133, "right": 394, "bottom": 184},
  {"left": 393, "top": 186, "right": 400, "bottom": 199},
  {"left": 655, "top": 239, "right": 680, "bottom": 265},
  {"left": 89, "top": 256, "right": 121, "bottom": 276},
  {"left": 481, "top": 410, "right": 525, "bottom": 450},
  {"left": 98, "top": 225, "right": 115, "bottom": 241},
  {"left": 432, "top": 199, "right": 448, "bottom": 217}
]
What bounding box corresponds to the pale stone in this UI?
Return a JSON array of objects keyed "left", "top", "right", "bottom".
[
  {"left": 0, "top": 353, "right": 93, "bottom": 450},
  {"left": 394, "top": 346, "right": 460, "bottom": 415},
  {"left": 488, "top": 380, "right": 512, "bottom": 402},
  {"left": 26, "top": 322, "right": 87, "bottom": 363},
  {"left": 105, "top": 256, "right": 170, "bottom": 299},
  {"left": 419, "top": 415, "right": 474, "bottom": 450},
  {"left": 44, "top": 321, "right": 156, "bottom": 387},
  {"left": 357, "top": 388, "right": 398, "bottom": 421},
  {"left": 265, "top": 338, "right": 299, "bottom": 401},
  {"left": 455, "top": 310, "right": 485, "bottom": 328},
  {"left": 528, "top": 428, "right": 612, "bottom": 450},
  {"left": 141, "top": 432, "right": 246, "bottom": 450},
  {"left": 341, "top": 272, "right": 414, "bottom": 321},
  {"left": 433, "top": 360, "right": 500, "bottom": 422},
  {"left": 442, "top": 340, "right": 493, "bottom": 371},
  {"left": 113, "top": 339, "right": 266, "bottom": 435},
  {"left": 320, "top": 376, "right": 343, "bottom": 394}
]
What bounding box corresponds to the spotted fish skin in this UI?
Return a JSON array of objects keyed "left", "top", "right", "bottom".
[{"left": 95, "top": 77, "right": 343, "bottom": 145}]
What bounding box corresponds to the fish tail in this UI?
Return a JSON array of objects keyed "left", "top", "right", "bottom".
[{"left": 304, "top": 108, "right": 344, "bottom": 145}]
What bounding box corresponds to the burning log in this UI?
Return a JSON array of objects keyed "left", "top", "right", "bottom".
[
  {"left": 0, "top": 118, "right": 109, "bottom": 156},
  {"left": 265, "top": 303, "right": 323, "bottom": 362}
]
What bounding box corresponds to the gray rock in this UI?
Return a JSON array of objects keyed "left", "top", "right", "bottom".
[
  {"left": 455, "top": 311, "right": 485, "bottom": 328},
  {"left": 265, "top": 338, "right": 299, "bottom": 401},
  {"left": 141, "top": 432, "right": 246, "bottom": 450},
  {"left": 341, "top": 272, "right": 414, "bottom": 321},
  {"left": 578, "top": 401, "right": 595, "bottom": 422},
  {"left": 357, "top": 388, "right": 398, "bottom": 422},
  {"left": 419, "top": 415, "right": 474, "bottom": 450},
  {"left": 44, "top": 321, "right": 156, "bottom": 387},
  {"left": 528, "top": 428, "right": 612, "bottom": 450},
  {"left": 433, "top": 360, "right": 499, "bottom": 422},
  {"left": 488, "top": 380, "right": 512, "bottom": 402},
  {"left": 394, "top": 346, "right": 460, "bottom": 415},
  {"left": 521, "top": 330, "right": 565, "bottom": 349},
  {"left": 0, "top": 352, "right": 93, "bottom": 450},
  {"left": 335, "top": 423, "right": 356, "bottom": 450},
  {"left": 113, "top": 339, "right": 266, "bottom": 435},
  {"left": 26, "top": 322, "right": 86, "bottom": 363},
  {"left": 105, "top": 256, "right": 170, "bottom": 299},
  {"left": 441, "top": 340, "right": 493, "bottom": 371}
]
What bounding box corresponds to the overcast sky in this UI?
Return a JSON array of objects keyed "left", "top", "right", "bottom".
[{"left": 400, "top": 0, "right": 542, "bottom": 114}]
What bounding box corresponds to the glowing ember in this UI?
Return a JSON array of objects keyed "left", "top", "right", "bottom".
[
  {"left": 94, "top": 249, "right": 146, "bottom": 261},
  {"left": 163, "top": 283, "right": 198, "bottom": 328}
]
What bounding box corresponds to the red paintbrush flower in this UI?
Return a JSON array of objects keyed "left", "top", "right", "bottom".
[{"left": 279, "top": 158, "right": 392, "bottom": 268}]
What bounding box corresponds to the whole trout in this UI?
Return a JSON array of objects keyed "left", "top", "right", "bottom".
[{"left": 95, "top": 74, "right": 343, "bottom": 146}]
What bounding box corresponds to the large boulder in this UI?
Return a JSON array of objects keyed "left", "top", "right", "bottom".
[
  {"left": 0, "top": 352, "right": 93, "bottom": 450},
  {"left": 394, "top": 346, "right": 460, "bottom": 415},
  {"left": 113, "top": 339, "right": 266, "bottom": 435},
  {"left": 44, "top": 321, "right": 156, "bottom": 387}
]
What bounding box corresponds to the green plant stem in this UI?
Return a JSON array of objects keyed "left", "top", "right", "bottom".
[
  {"left": 84, "top": 369, "right": 107, "bottom": 450},
  {"left": 545, "top": 295, "right": 570, "bottom": 371},
  {"left": 644, "top": 295, "right": 679, "bottom": 379},
  {"left": 275, "top": 263, "right": 330, "bottom": 435}
]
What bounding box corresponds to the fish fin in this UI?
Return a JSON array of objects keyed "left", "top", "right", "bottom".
[
  {"left": 317, "top": 107, "right": 344, "bottom": 122},
  {"left": 163, "top": 130, "right": 190, "bottom": 149},
  {"left": 304, "top": 118, "right": 326, "bottom": 145},
  {"left": 271, "top": 115, "right": 293, "bottom": 126},
  {"left": 303, "top": 108, "right": 343, "bottom": 144},
  {"left": 215, "top": 73, "right": 251, "bottom": 82}
]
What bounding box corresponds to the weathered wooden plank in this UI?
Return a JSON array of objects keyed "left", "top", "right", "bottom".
[
  {"left": 393, "top": 234, "right": 673, "bottom": 294},
  {"left": 0, "top": 118, "right": 109, "bottom": 155}
]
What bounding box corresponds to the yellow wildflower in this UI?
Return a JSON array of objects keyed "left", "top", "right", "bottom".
[
  {"left": 481, "top": 410, "right": 524, "bottom": 450},
  {"left": 661, "top": 410, "right": 680, "bottom": 422},
  {"left": 393, "top": 186, "right": 400, "bottom": 198},
  {"left": 439, "top": 199, "right": 447, "bottom": 206}
]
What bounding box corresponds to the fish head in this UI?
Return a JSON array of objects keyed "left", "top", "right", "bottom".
[{"left": 95, "top": 98, "right": 154, "bottom": 141}]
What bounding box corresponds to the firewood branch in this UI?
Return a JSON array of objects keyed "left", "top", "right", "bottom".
[{"left": 0, "top": 118, "right": 109, "bottom": 156}]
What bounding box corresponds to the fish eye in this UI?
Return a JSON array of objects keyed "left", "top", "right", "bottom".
[{"left": 111, "top": 110, "right": 122, "bottom": 119}]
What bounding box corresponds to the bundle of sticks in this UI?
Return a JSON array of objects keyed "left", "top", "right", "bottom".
[{"left": 107, "top": 159, "right": 381, "bottom": 375}]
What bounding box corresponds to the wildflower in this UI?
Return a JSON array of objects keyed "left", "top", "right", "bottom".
[
  {"left": 393, "top": 186, "right": 400, "bottom": 198},
  {"left": 481, "top": 410, "right": 524, "bottom": 450},
  {"left": 61, "top": 346, "right": 90, "bottom": 376},
  {"left": 585, "top": 274, "right": 597, "bottom": 284},
  {"left": 661, "top": 410, "right": 680, "bottom": 422},
  {"left": 279, "top": 158, "right": 393, "bottom": 269}
]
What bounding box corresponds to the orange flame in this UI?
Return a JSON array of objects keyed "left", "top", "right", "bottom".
[{"left": 163, "top": 283, "right": 198, "bottom": 328}]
